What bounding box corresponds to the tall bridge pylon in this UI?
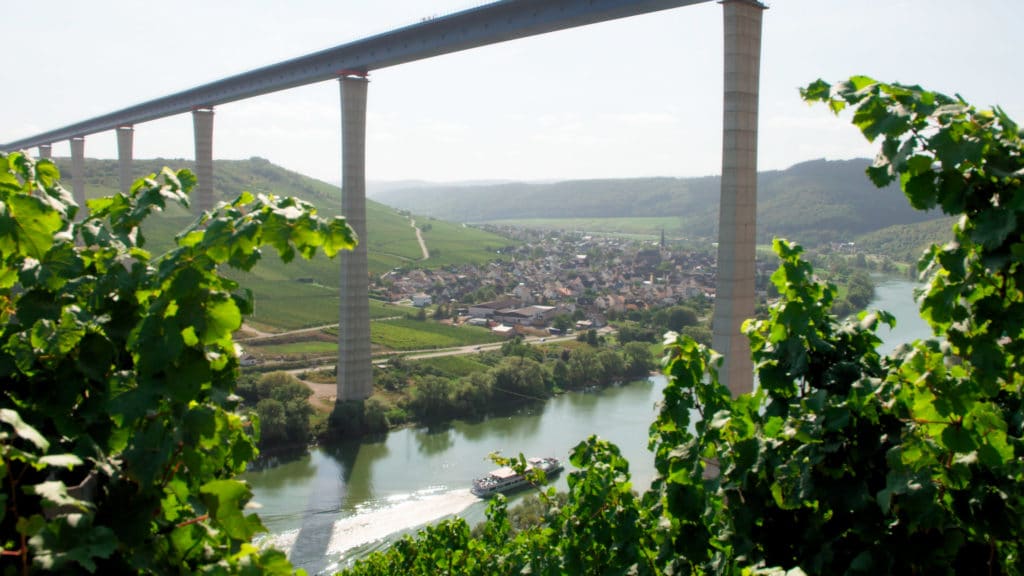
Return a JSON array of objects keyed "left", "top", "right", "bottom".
[{"left": 337, "top": 74, "right": 373, "bottom": 401}]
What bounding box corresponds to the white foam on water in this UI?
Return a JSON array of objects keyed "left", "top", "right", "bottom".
[
  {"left": 256, "top": 527, "right": 300, "bottom": 554},
  {"left": 326, "top": 488, "right": 480, "bottom": 557}
]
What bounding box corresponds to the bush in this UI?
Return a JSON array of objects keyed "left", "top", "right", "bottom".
[
  {"left": 339, "top": 77, "right": 1024, "bottom": 575},
  {"left": 0, "top": 153, "right": 353, "bottom": 573},
  {"left": 238, "top": 371, "right": 314, "bottom": 446},
  {"left": 622, "top": 342, "right": 654, "bottom": 376},
  {"left": 362, "top": 397, "right": 390, "bottom": 433}
]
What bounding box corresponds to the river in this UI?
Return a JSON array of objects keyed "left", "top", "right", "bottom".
[{"left": 243, "top": 276, "right": 931, "bottom": 574}]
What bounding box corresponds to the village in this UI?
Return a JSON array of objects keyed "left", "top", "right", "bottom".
[{"left": 372, "top": 227, "right": 777, "bottom": 337}]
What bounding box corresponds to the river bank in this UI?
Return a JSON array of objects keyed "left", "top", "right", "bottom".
[
  {"left": 245, "top": 375, "right": 667, "bottom": 574},
  {"left": 244, "top": 275, "right": 930, "bottom": 574}
]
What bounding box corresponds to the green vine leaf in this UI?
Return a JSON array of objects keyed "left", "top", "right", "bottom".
[{"left": 0, "top": 408, "right": 49, "bottom": 450}]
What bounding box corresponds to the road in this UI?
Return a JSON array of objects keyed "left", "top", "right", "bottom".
[
  {"left": 403, "top": 334, "right": 576, "bottom": 360},
  {"left": 275, "top": 333, "right": 578, "bottom": 407},
  {"left": 410, "top": 218, "right": 429, "bottom": 260},
  {"left": 237, "top": 323, "right": 338, "bottom": 343},
  {"left": 262, "top": 333, "right": 579, "bottom": 373}
]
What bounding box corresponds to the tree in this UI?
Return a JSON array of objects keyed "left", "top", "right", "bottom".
[
  {"left": 263, "top": 373, "right": 315, "bottom": 443},
  {"left": 615, "top": 322, "right": 658, "bottom": 344},
  {"left": 845, "top": 269, "right": 874, "bottom": 309},
  {"left": 566, "top": 348, "right": 600, "bottom": 389},
  {"left": 666, "top": 305, "right": 699, "bottom": 332},
  {"left": 679, "top": 324, "right": 712, "bottom": 347},
  {"left": 339, "top": 78, "right": 1024, "bottom": 575},
  {"left": 622, "top": 342, "right": 653, "bottom": 377},
  {"left": 595, "top": 349, "right": 624, "bottom": 384},
  {"left": 551, "top": 359, "right": 569, "bottom": 389},
  {"left": 492, "top": 357, "right": 547, "bottom": 400},
  {"left": 255, "top": 399, "right": 288, "bottom": 444},
  {"left": 362, "top": 397, "right": 391, "bottom": 433},
  {"left": 552, "top": 314, "right": 573, "bottom": 332},
  {"left": 450, "top": 372, "right": 495, "bottom": 416},
  {"left": 409, "top": 376, "right": 454, "bottom": 421},
  {"left": 500, "top": 335, "right": 535, "bottom": 360},
  {"left": 0, "top": 153, "right": 353, "bottom": 573}
]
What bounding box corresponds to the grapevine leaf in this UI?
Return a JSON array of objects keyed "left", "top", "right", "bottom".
[
  {"left": 31, "top": 481, "right": 88, "bottom": 511},
  {"left": 28, "top": 515, "right": 117, "bottom": 572},
  {"left": 0, "top": 408, "right": 49, "bottom": 450},
  {"left": 38, "top": 454, "right": 83, "bottom": 470},
  {"left": 200, "top": 479, "right": 264, "bottom": 541}
]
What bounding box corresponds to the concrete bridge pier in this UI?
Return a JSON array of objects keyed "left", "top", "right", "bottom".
[
  {"left": 116, "top": 126, "right": 134, "bottom": 193},
  {"left": 713, "top": 0, "right": 765, "bottom": 397},
  {"left": 70, "top": 136, "right": 86, "bottom": 215},
  {"left": 37, "top": 144, "right": 51, "bottom": 159},
  {"left": 192, "top": 108, "right": 215, "bottom": 213},
  {"left": 337, "top": 74, "right": 373, "bottom": 401}
]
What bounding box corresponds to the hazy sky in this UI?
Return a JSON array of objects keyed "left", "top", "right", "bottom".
[{"left": 2, "top": 1, "right": 1020, "bottom": 184}]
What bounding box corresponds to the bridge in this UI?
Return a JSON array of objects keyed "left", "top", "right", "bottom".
[{"left": 1, "top": 0, "right": 765, "bottom": 399}]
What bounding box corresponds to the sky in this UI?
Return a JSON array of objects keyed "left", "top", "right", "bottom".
[{"left": 2, "top": 1, "right": 1021, "bottom": 185}]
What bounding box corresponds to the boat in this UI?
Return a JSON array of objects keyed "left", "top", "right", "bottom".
[{"left": 471, "top": 456, "right": 563, "bottom": 497}]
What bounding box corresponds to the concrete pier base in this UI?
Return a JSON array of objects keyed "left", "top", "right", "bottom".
[
  {"left": 336, "top": 75, "right": 373, "bottom": 401},
  {"left": 70, "top": 137, "right": 86, "bottom": 215},
  {"left": 117, "top": 126, "right": 134, "bottom": 193},
  {"left": 713, "top": 0, "right": 764, "bottom": 397},
  {"left": 192, "top": 109, "right": 215, "bottom": 213},
  {"left": 38, "top": 144, "right": 51, "bottom": 159}
]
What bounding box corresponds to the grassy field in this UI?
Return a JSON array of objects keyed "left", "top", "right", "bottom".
[
  {"left": 369, "top": 299, "right": 417, "bottom": 319},
  {"left": 417, "top": 217, "right": 516, "bottom": 266},
  {"left": 231, "top": 293, "right": 416, "bottom": 332},
  {"left": 242, "top": 278, "right": 340, "bottom": 330},
  {"left": 367, "top": 319, "right": 503, "bottom": 351},
  {"left": 366, "top": 201, "right": 425, "bottom": 262},
  {"left": 252, "top": 341, "right": 338, "bottom": 356}
]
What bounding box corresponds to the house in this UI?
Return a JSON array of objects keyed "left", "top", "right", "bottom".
[
  {"left": 492, "top": 305, "right": 557, "bottom": 327},
  {"left": 512, "top": 283, "right": 533, "bottom": 305},
  {"left": 491, "top": 324, "right": 516, "bottom": 338},
  {"left": 468, "top": 299, "right": 517, "bottom": 319},
  {"left": 412, "top": 293, "right": 432, "bottom": 307}
]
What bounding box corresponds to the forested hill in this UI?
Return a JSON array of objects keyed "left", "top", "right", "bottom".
[
  {"left": 55, "top": 156, "right": 342, "bottom": 210},
  {"left": 372, "top": 158, "right": 943, "bottom": 244}
]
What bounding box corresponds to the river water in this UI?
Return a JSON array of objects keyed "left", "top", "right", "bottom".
[{"left": 243, "top": 276, "right": 930, "bottom": 574}]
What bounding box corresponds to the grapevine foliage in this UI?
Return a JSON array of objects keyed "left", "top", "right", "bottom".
[
  {"left": 340, "top": 78, "right": 1024, "bottom": 575},
  {"left": 0, "top": 153, "right": 354, "bottom": 574}
]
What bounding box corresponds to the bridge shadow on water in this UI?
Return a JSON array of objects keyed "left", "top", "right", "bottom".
[{"left": 288, "top": 440, "right": 359, "bottom": 575}]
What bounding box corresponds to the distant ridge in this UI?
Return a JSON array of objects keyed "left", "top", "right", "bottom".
[
  {"left": 372, "top": 158, "right": 943, "bottom": 244},
  {"left": 368, "top": 179, "right": 521, "bottom": 197}
]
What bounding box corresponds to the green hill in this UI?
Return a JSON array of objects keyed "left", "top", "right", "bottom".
[
  {"left": 54, "top": 157, "right": 515, "bottom": 330},
  {"left": 854, "top": 217, "right": 955, "bottom": 263},
  {"left": 372, "top": 158, "right": 944, "bottom": 246}
]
